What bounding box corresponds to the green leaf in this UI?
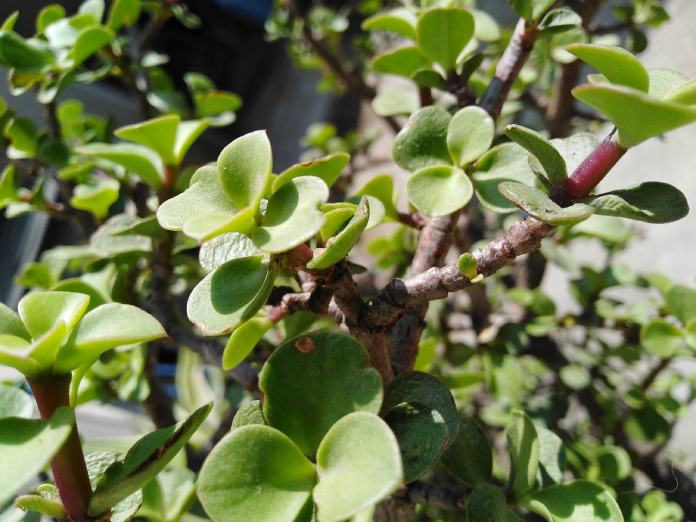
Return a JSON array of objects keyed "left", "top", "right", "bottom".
[
  {"left": 18, "top": 291, "right": 89, "bottom": 340},
  {"left": 442, "top": 416, "right": 493, "bottom": 486},
  {"left": 411, "top": 68, "right": 447, "bottom": 90},
  {"left": 70, "top": 177, "right": 119, "bottom": 218},
  {"left": 506, "top": 410, "right": 540, "bottom": 499},
  {"left": 222, "top": 316, "right": 273, "bottom": 370},
  {"left": 371, "top": 46, "right": 430, "bottom": 78},
  {"left": 0, "top": 407, "right": 73, "bottom": 506},
  {"left": 174, "top": 119, "right": 209, "bottom": 164},
  {"left": 90, "top": 214, "right": 152, "bottom": 256},
  {"left": 498, "top": 182, "right": 594, "bottom": 224},
  {"left": 596, "top": 446, "right": 632, "bottom": 482},
  {"left": 156, "top": 165, "right": 237, "bottom": 232},
  {"left": 583, "top": 182, "right": 689, "bottom": 223},
  {"left": 648, "top": 68, "right": 688, "bottom": 100},
  {"left": 86, "top": 452, "right": 143, "bottom": 522},
  {"left": 471, "top": 143, "right": 536, "bottom": 214},
  {"left": 507, "top": 0, "right": 533, "bottom": 20},
  {"left": 466, "top": 484, "right": 508, "bottom": 522},
  {"left": 88, "top": 403, "right": 212, "bottom": 516},
  {"left": 665, "top": 285, "right": 696, "bottom": 324},
  {"left": 115, "top": 115, "right": 179, "bottom": 166},
  {"left": 356, "top": 175, "right": 398, "bottom": 219},
  {"left": 566, "top": 44, "right": 649, "bottom": 92},
  {"left": 182, "top": 207, "right": 256, "bottom": 243},
  {"left": 416, "top": 8, "right": 475, "bottom": 70},
  {"left": 447, "top": 106, "right": 494, "bottom": 167},
  {"left": 539, "top": 8, "right": 581, "bottom": 35},
  {"left": 572, "top": 84, "right": 696, "bottom": 147},
  {"left": 55, "top": 304, "right": 166, "bottom": 372},
  {"left": 0, "top": 31, "right": 54, "bottom": 73},
  {"left": 0, "top": 164, "right": 19, "bottom": 208},
  {"left": 362, "top": 8, "right": 417, "bottom": 40},
  {"left": 77, "top": 143, "right": 163, "bottom": 188},
  {"left": 107, "top": 0, "right": 141, "bottom": 30},
  {"left": 187, "top": 255, "right": 275, "bottom": 336},
  {"left": 536, "top": 425, "right": 566, "bottom": 487},
  {"left": 0, "top": 302, "right": 30, "bottom": 339},
  {"left": 0, "top": 335, "right": 38, "bottom": 375},
  {"left": 218, "top": 130, "right": 272, "bottom": 209},
  {"left": 407, "top": 165, "right": 473, "bottom": 217},
  {"left": 640, "top": 319, "right": 683, "bottom": 357},
  {"left": 472, "top": 9, "right": 501, "bottom": 42},
  {"left": 372, "top": 90, "right": 419, "bottom": 117},
  {"left": 314, "top": 412, "right": 403, "bottom": 522},
  {"left": 393, "top": 106, "right": 451, "bottom": 172},
  {"left": 198, "top": 425, "right": 316, "bottom": 522},
  {"left": 78, "top": 0, "right": 105, "bottom": 22},
  {"left": 231, "top": 400, "right": 266, "bottom": 430},
  {"left": 307, "top": 197, "right": 369, "bottom": 269},
  {"left": 273, "top": 152, "right": 349, "bottom": 192},
  {"left": 384, "top": 403, "right": 446, "bottom": 482},
  {"left": 70, "top": 26, "right": 114, "bottom": 67},
  {"left": 0, "top": 384, "right": 33, "bottom": 418},
  {"left": 504, "top": 125, "right": 567, "bottom": 186},
  {"left": 16, "top": 492, "right": 66, "bottom": 519},
  {"left": 36, "top": 5, "right": 66, "bottom": 34},
  {"left": 666, "top": 78, "right": 696, "bottom": 105},
  {"left": 260, "top": 331, "right": 383, "bottom": 456},
  {"left": 252, "top": 176, "right": 329, "bottom": 254},
  {"left": 559, "top": 365, "right": 591, "bottom": 390},
  {"left": 525, "top": 480, "right": 624, "bottom": 522},
  {"left": 199, "top": 232, "right": 261, "bottom": 272}
]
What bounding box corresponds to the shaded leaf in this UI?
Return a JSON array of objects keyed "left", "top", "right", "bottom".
[
  {"left": 222, "top": 316, "right": 273, "bottom": 370},
  {"left": 273, "top": 152, "right": 349, "bottom": 191},
  {"left": 442, "top": 416, "right": 492, "bottom": 486},
  {"left": 371, "top": 46, "right": 430, "bottom": 78},
  {"left": 187, "top": 256, "right": 275, "bottom": 336},
  {"left": 504, "top": 125, "right": 567, "bottom": 186},
  {"left": 507, "top": 410, "right": 540, "bottom": 499},
  {"left": 307, "top": 197, "right": 369, "bottom": 269},
  {"left": 260, "top": 331, "right": 383, "bottom": 456},
  {"left": 252, "top": 176, "right": 328, "bottom": 254}
]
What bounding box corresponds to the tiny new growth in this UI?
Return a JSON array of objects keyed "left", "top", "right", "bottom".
[{"left": 1, "top": 1, "right": 696, "bottom": 521}]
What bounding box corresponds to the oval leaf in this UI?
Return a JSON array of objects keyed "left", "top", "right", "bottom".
[
  {"left": 218, "top": 130, "right": 272, "bottom": 209},
  {"left": 566, "top": 44, "right": 649, "bottom": 92},
  {"left": 187, "top": 255, "right": 275, "bottom": 336},
  {"left": 393, "top": 106, "right": 452, "bottom": 172},
  {"left": 504, "top": 125, "right": 567, "bottom": 186},
  {"left": 252, "top": 176, "right": 328, "bottom": 254},
  {"left": 407, "top": 165, "right": 473, "bottom": 217},
  {"left": 416, "top": 8, "right": 475, "bottom": 70},
  {"left": 307, "top": 197, "right": 369, "bottom": 269},
  {"left": 525, "top": 480, "right": 624, "bottom": 522},
  {"left": 314, "top": 412, "right": 403, "bottom": 522},
  {"left": 447, "top": 106, "right": 494, "bottom": 167},
  {"left": 198, "top": 425, "right": 316, "bottom": 522},
  {"left": 260, "top": 331, "right": 383, "bottom": 456}
]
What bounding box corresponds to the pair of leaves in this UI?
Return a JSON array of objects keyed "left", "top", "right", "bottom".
[
  {"left": 158, "top": 131, "right": 332, "bottom": 250},
  {"left": 0, "top": 291, "right": 165, "bottom": 375},
  {"left": 396, "top": 106, "right": 495, "bottom": 217},
  {"left": 199, "top": 332, "right": 401, "bottom": 522},
  {"left": 199, "top": 412, "right": 401, "bottom": 522},
  {"left": 568, "top": 44, "right": 696, "bottom": 147}
]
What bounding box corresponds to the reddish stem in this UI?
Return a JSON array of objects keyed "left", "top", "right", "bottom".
[
  {"left": 563, "top": 132, "right": 628, "bottom": 199},
  {"left": 28, "top": 375, "right": 92, "bottom": 521}
]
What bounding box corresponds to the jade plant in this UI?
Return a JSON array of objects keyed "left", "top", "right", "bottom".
[{"left": 2, "top": 0, "right": 696, "bottom": 521}]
